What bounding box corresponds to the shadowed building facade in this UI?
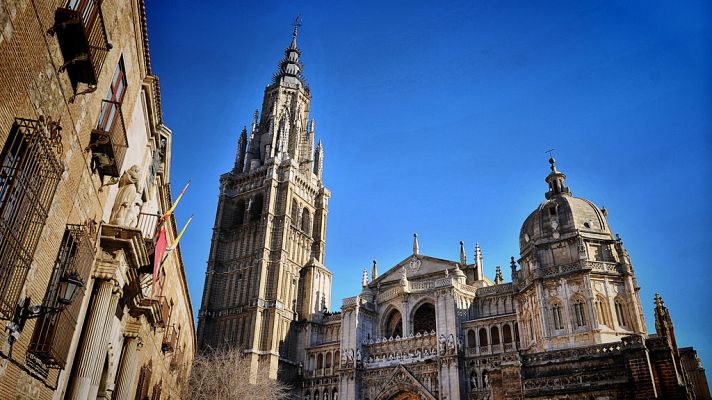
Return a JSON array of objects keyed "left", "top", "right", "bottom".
[{"left": 198, "top": 24, "right": 710, "bottom": 400}]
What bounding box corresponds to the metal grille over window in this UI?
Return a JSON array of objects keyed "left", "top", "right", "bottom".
[
  {"left": 0, "top": 117, "right": 63, "bottom": 319},
  {"left": 28, "top": 223, "right": 95, "bottom": 368}
]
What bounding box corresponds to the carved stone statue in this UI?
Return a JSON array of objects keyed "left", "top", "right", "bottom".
[
  {"left": 439, "top": 334, "right": 447, "bottom": 354},
  {"left": 110, "top": 166, "right": 142, "bottom": 227},
  {"left": 356, "top": 348, "right": 362, "bottom": 362}
]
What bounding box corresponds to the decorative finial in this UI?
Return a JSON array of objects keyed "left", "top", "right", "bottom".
[
  {"left": 459, "top": 241, "right": 466, "bottom": 266},
  {"left": 362, "top": 267, "right": 368, "bottom": 287},
  {"left": 372, "top": 259, "right": 378, "bottom": 281},
  {"left": 474, "top": 242, "right": 484, "bottom": 281},
  {"left": 495, "top": 265, "right": 503, "bottom": 285},
  {"left": 545, "top": 149, "right": 556, "bottom": 171},
  {"left": 413, "top": 233, "right": 419, "bottom": 255},
  {"left": 544, "top": 152, "right": 570, "bottom": 199},
  {"left": 654, "top": 292, "right": 664, "bottom": 309},
  {"left": 510, "top": 256, "right": 517, "bottom": 280}
]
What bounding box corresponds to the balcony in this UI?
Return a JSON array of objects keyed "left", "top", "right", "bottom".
[
  {"left": 88, "top": 100, "right": 128, "bottom": 178},
  {"left": 128, "top": 296, "right": 169, "bottom": 328},
  {"left": 162, "top": 325, "right": 178, "bottom": 353},
  {"left": 48, "top": 1, "right": 111, "bottom": 98}
]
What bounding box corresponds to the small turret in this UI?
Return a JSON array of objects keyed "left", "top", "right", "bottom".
[
  {"left": 371, "top": 259, "right": 378, "bottom": 281},
  {"left": 361, "top": 268, "right": 368, "bottom": 287},
  {"left": 654, "top": 293, "right": 677, "bottom": 349}
]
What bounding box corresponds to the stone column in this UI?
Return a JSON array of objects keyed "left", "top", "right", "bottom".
[
  {"left": 89, "top": 288, "right": 121, "bottom": 399},
  {"left": 69, "top": 280, "right": 114, "bottom": 400},
  {"left": 113, "top": 336, "right": 140, "bottom": 400}
]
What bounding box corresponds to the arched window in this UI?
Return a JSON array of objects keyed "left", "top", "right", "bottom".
[
  {"left": 412, "top": 303, "right": 436, "bottom": 334},
  {"left": 552, "top": 303, "right": 564, "bottom": 330},
  {"left": 503, "top": 325, "right": 512, "bottom": 343},
  {"left": 317, "top": 353, "right": 323, "bottom": 369},
  {"left": 308, "top": 354, "right": 315, "bottom": 370},
  {"left": 325, "top": 352, "right": 332, "bottom": 368},
  {"left": 470, "top": 371, "right": 479, "bottom": 389},
  {"left": 615, "top": 298, "right": 627, "bottom": 327},
  {"left": 301, "top": 207, "right": 311, "bottom": 234},
  {"left": 514, "top": 323, "right": 520, "bottom": 346},
  {"left": 334, "top": 350, "right": 340, "bottom": 366},
  {"left": 290, "top": 200, "right": 299, "bottom": 226},
  {"left": 234, "top": 199, "right": 245, "bottom": 225},
  {"left": 467, "top": 330, "right": 476, "bottom": 348},
  {"left": 595, "top": 296, "right": 609, "bottom": 327},
  {"left": 384, "top": 309, "right": 403, "bottom": 338},
  {"left": 491, "top": 326, "right": 500, "bottom": 345},
  {"left": 250, "top": 194, "right": 263, "bottom": 221},
  {"left": 573, "top": 298, "right": 587, "bottom": 327},
  {"left": 478, "top": 328, "right": 488, "bottom": 347}
]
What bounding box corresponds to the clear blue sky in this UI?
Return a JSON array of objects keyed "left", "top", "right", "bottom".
[{"left": 146, "top": 0, "right": 712, "bottom": 376}]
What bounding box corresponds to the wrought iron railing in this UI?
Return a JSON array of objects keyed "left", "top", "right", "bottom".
[
  {"left": 89, "top": 100, "right": 128, "bottom": 177},
  {"left": 50, "top": 0, "right": 111, "bottom": 97},
  {"left": 0, "top": 118, "right": 63, "bottom": 319},
  {"left": 29, "top": 223, "right": 96, "bottom": 367},
  {"left": 162, "top": 324, "right": 178, "bottom": 353}
]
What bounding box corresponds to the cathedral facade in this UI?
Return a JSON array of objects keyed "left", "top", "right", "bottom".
[{"left": 197, "top": 24, "right": 710, "bottom": 400}]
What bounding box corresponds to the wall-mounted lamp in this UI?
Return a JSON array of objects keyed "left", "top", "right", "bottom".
[{"left": 6, "top": 271, "right": 84, "bottom": 355}]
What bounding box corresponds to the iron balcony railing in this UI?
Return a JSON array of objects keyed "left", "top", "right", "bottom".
[
  {"left": 162, "top": 325, "right": 178, "bottom": 353},
  {"left": 137, "top": 212, "right": 161, "bottom": 240},
  {"left": 89, "top": 100, "right": 128, "bottom": 178},
  {"left": 49, "top": 0, "right": 111, "bottom": 98}
]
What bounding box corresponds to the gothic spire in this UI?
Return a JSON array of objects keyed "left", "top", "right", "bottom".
[
  {"left": 372, "top": 259, "right": 378, "bottom": 281},
  {"left": 545, "top": 157, "right": 571, "bottom": 199},
  {"left": 413, "top": 233, "right": 419, "bottom": 255},
  {"left": 234, "top": 127, "right": 247, "bottom": 173},
  {"left": 362, "top": 267, "right": 368, "bottom": 287},
  {"left": 274, "top": 17, "right": 305, "bottom": 86},
  {"left": 314, "top": 140, "right": 324, "bottom": 179},
  {"left": 459, "top": 241, "right": 467, "bottom": 266}
]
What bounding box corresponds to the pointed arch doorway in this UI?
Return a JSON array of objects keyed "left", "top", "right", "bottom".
[{"left": 388, "top": 391, "right": 421, "bottom": 400}]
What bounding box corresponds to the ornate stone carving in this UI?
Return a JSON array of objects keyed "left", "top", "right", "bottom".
[{"left": 110, "top": 166, "right": 142, "bottom": 227}]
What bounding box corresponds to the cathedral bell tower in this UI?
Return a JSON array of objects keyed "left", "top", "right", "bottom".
[{"left": 197, "top": 19, "right": 331, "bottom": 380}]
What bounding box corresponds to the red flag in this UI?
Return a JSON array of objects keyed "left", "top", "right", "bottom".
[{"left": 153, "top": 227, "right": 168, "bottom": 286}]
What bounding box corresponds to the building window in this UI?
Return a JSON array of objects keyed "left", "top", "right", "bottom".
[
  {"left": 90, "top": 58, "right": 129, "bottom": 178},
  {"left": 301, "top": 207, "right": 311, "bottom": 234},
  {"left": 384, "top": 309, "right": 403, "bottom": 338},
  {"left": 29, "top": 224, "right": 95, "bottom": 367},
  {"left": 412, "top": 303, "right": 436, "bottom": 334},
  {"left": 249, "top": 194, "right": 263, "bottom": 221},
  {"left": 0, "top": 118, "right": 63, "bottom": 319},
  {"left": 552, "top": 303, "right": 564, "bottom": 330},
  {"left": 615, "top": 299, "right": 627, "bottom": 327},
  {"left": 596, "top": 297, "right": 609, "bottom": 327},
  {"left": 573, "top": 299, "right": 587, "bottom": 327}
]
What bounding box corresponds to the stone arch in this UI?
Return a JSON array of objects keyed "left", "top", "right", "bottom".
[
  {"left": 614, "top": 295, "right": 629, "bottom": 328},
  {"left": 290, "top": 199, "right": 299, "bottom": 226},
  {"left": 411, "top": 301, "right": 436, "bottom": 335},
  {"left": 325, "top": 352, "right": 332, "bottom": 368},
  {"left": 467, "top": 329, "right": 476, "bottom": 348},
  {"left": 478, "top": 327, "right": 488, "bottom": 346},
  {"left": 317, "top": 353, "right": 323, "bottom": 369},
  {"left": 382, "top": 306, "right": 403, "bottom": 338},
  {"left": 503, "top": 324, "right": 512, "bottom": 343},
  {"left": 595, "top": 294, "right": 611, "bottom": 327},
  {"left": 491, "top": 326, "right": 500, "bottom": 345},
  {"left": 571, "top": 294, "right": 588, "bottom": 327}
]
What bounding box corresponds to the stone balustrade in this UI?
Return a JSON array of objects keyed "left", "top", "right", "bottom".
[{"left": 362, "top": 331, "right": 438, "bottom": 366}]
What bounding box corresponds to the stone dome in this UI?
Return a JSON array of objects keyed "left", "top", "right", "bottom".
[{"left": 519, "top": 159, "right": 612, "bottom": 251}]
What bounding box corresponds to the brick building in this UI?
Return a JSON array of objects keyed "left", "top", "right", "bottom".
[
  {"left": 198, "top": 23, "right": 710, "bottom": 400},
  {"left": 0, "top": 1, "right": 194, "bottom": 399}
]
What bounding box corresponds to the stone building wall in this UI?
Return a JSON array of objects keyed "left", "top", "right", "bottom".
[{"left": 0, "top": 0, "right": 194, "bottom": 399}]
